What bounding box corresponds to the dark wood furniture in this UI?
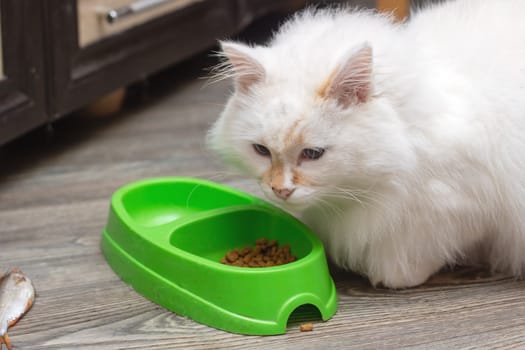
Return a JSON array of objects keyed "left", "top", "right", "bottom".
[{"left": 0, "top": 0, "right": 307, "bottom": 145}]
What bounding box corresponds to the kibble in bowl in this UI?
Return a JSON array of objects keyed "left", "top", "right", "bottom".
[{"left": 221, "top": 238, "right": 297, "bottom": 267}]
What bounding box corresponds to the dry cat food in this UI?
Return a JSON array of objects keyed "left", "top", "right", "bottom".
[
  {"left": 220, "top": 238, "right": 296, "bottom": 267},
  {"left": 299, "top": 323, "right": 314, "bottom": 332}
]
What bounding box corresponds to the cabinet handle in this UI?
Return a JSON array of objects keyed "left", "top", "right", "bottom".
[{"left": 106, "top": 0, "right": 174, "bottom": 23}]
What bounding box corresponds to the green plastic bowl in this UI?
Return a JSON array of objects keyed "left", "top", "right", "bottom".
[{"left": 101, "top": 177, "right": 337, "bottom": 335}]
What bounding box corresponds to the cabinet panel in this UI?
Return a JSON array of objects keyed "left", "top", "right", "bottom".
[
  {"left": 0, "top": 0, "right": 47, "bottom": 145},
  {"left": 48, "top": 0, "right": 239, "bottom": 118}
]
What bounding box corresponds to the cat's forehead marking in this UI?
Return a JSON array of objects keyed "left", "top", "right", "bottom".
[{"left": 283, "top": 118, "right": 304, "bottom": 148}]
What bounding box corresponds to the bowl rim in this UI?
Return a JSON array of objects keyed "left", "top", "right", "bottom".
[{"left": 111, "top": 177, "right": 326, "bottom": 274}]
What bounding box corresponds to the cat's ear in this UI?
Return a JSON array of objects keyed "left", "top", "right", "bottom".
[
  {"left": 219, "top": 41, "right": 265, "bottom": 93},
  {"left": 321, "top": 43, "right": 373, "bottom": 107}
]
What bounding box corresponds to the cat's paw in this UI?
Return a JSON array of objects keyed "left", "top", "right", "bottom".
[
  {"left": 368, "top": 262, "right": 440, "bottom": 289},
  {"left": 370, "top": 273, "right": 429, "bottom": 289}
]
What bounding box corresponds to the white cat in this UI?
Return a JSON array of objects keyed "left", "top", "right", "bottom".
[{"left": 208, "top": 0, "right": 525, "bottom": 288}]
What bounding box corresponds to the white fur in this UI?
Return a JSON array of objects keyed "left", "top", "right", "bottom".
[{"left": 208, "top": 0, "right": 525, "bottom": 288}]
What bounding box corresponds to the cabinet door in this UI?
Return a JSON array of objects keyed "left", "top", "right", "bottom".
[
  {"left": 0, "top": 0, "right": 46, "bottom": 145},
  {"left": 46, "top": 0, "right": 239, "bottom": 119}
]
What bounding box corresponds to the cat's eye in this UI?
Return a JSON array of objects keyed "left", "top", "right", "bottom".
[
  {"left": 301, "top": 147, "right": 325, "bottom": 160},
  {"left": 253, "top": 144, "right": 271, "bottom": 156}
]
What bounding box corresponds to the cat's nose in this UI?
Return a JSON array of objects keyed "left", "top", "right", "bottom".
[{"left": 272, "top": 187, "right": 295, "bottom": 200}]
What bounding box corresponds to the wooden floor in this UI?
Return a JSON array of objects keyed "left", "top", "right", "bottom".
[{"left": 2, "top": 54, "right": 525, "bottom": 350}]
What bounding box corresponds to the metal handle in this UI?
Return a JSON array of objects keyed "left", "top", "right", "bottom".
[{"left": 106, "top": 0, "right": 173, "bottom": 24}]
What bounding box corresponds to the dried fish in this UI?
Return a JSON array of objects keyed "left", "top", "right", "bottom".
[{"left": 0, "top": 269, "right": 35, "bottom": 350}]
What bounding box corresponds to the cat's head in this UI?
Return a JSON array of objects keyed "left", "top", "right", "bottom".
[{"left": 208, "top": 40, "right": 414, "bottom": 211}]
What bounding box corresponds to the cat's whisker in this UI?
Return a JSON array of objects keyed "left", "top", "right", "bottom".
[
  {"left": 349, "top": 190, "right": 390, "bottom": 212},
  {"left": 333, "top": 184, "right": 389, "bottom": 206},
  {"left": 186, "top": 170, "right": 243, "bottom": 183},
  {"left": 205, "top": 72, "right": 235, "bottom": 87},
  {"left": 205, "top": 61, "right": 240, "bottom": 87},
  {"left": 333, "top": 187, "right": 367, "bottom": 207},
  {"left": 314, "top": 197, "right": 345, "bottom": 226},
  {"left": 320, "top": 186, "right": 370, "bottom": 209},
  {"left": 318, "top": 185, "right": 392, "bottom": 214}
]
